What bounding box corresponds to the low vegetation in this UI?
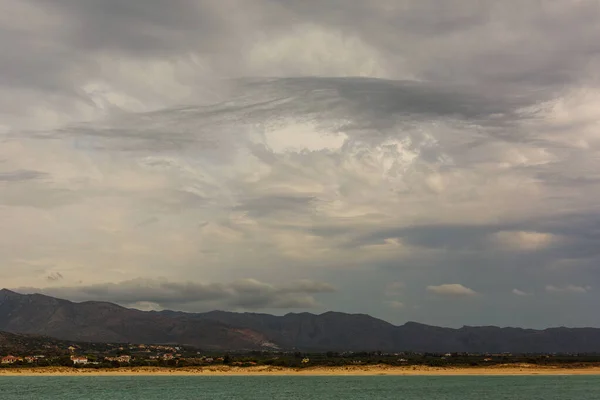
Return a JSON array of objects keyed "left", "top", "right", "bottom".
[{"left": 3, "top": 331, "right": 600, "bottom": 370}]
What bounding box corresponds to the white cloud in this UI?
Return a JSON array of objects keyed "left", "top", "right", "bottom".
[
  {"left": 426, "top": 284, "right": 478, "bottom": 297},
  {"left": 386, "top": 300, "right": 405, "bottom": 309},
  {"left": 545, "top": 285, "right": 591, "bottom": 294},
  {"left": 512, "top": 289, "right": 531, "bottom": 296},
  {"left": 491, "top": 231, "right": 560, "bottom": 251},
  {"left": 262, "top": 122, "right": 348, "bottom": 154},
  {"left": 246, "top": 24, "right": 392, "bottom": 78}
]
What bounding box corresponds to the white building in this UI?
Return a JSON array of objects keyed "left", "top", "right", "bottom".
[{"left": 71, "top": 356, "right": 88, "bottom": 365}]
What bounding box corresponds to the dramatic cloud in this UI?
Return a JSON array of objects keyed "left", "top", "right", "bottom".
[
  {"left": 2, "top": 1, "right": 600, "bottom": 328},
  {"left": 426, "top": 284, "right": 478, "bottom": 297}
]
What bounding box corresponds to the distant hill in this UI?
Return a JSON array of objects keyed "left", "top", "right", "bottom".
[
  {"left": 0, "top": 330, "right": 65, "bottom": 355},
  {"left": 0, "top": 330, "right": 109, "bottom": 356},
  {"left": 2, "top": 288, "right": 600, "bottom": 353}
]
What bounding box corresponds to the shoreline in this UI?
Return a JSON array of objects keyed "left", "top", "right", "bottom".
[{"left": 2, "top": 364, "right": 600, "bottom": 376}]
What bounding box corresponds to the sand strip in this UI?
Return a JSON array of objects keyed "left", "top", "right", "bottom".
[{"left": 2, "top": 365, "right": 600, "bottom": 376}]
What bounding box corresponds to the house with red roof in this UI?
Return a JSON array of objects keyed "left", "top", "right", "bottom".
[{"left": 1, "top": 355, "right": 22, "bottom": 364}]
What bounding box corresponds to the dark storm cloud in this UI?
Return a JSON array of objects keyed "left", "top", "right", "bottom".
[
  {"left": 236, "top": 77, "right": 532, "bottom": 128},
  {"left": 345, "top": 212, "right": 600, "bottom": 260},
  {"left": 29, "top": 0, "right": 225, "bottom": 54},
  {"left": 350, "top": 223, "right": 507, "bottom": 250},
  {"left": 273, "top": 1, "right": 600, "bottom": 86},
  {"left": 6, "top": 1, "right": 598, "bottom": 101}
]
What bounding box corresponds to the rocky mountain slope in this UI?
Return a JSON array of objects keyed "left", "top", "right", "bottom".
[{"left": 3, "top": 289, "right": 600, "bottom": 353}]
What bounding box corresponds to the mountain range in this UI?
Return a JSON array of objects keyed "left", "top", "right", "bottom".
[{"left": 2, "top": 288, "right": 600, "bottom": 353}]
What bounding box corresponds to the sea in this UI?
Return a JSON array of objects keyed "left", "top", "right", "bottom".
[{"left": 1, "top": 375, "right": 599, "bottom": 399}]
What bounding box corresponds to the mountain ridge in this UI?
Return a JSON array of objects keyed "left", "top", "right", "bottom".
[{"left": 3, "top": 289, "right": 600, "bottom": 353}]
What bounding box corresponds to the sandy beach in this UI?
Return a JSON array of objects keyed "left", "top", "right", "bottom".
[{"left": 2, "top": 364, "right": 600, "bottom": 376}]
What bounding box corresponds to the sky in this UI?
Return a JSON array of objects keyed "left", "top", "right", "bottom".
[{"left": 1, "top": 1, "right": 600, "bottom": 329}]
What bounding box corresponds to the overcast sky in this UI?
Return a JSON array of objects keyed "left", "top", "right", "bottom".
[{"left": 2, "top": 1, "right": 600, "bottom": 328}]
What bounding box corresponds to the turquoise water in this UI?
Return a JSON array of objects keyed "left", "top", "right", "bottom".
[{"left": 0, "top": 376, "right": 599, "bottom": 399}]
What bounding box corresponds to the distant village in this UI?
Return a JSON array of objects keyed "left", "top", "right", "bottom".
[
  {"left": 2, "top": 341, "right": 600, "bottom": 368},
  {"left": 0, "top": 342, "right": 229, "bottom": 367}
]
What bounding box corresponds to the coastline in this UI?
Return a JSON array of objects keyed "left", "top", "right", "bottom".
[{"left": 2, "top": 364, "right": 600, "bottom": 376}]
